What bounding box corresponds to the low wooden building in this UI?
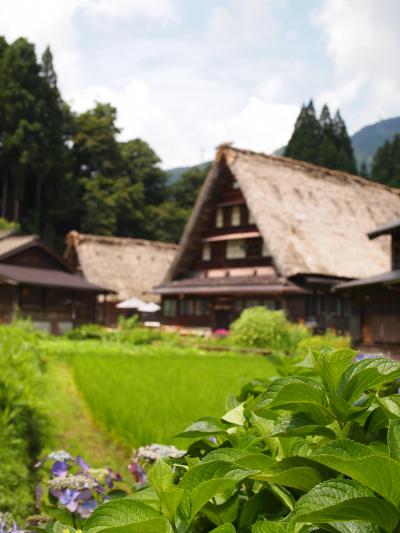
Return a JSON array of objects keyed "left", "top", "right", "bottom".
[
  {"left": 0, "top": 232, "right": 109, "bottom": 333},
  {"left": 336, "top": 219, "right": 400, "bottom": 346},
  {"left": 63, "top": 232, "right": 178, "bottom": 326},
  {"left": 154, "top": 145, "right": 400, "bottom": 332}
]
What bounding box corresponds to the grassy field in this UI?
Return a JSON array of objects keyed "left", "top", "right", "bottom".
[{"left": 49, "top": 340, "right": 276, "bottom": 448}]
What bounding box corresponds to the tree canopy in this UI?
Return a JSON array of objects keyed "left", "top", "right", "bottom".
[
  {"left": 284, "top": 100, "right": 356, "bottom": 174},
  {"left": 0, "top": 36, "right": 208, "bottom": 248},
  {"left": 371, "top": 134, "right": 400, "bottom": 188}
]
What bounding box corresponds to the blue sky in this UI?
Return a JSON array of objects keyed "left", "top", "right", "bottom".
[{"left": 0, "top": 0, "right": 399, "bottom": 167}]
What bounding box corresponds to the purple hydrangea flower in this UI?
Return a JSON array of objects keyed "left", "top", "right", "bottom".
[
  {"left": 77, "top": 456, "right": 90, "bottom": 471},
  {"left": 58, "top": 489, "right": 80, "bottom": 513},
  {"left": 77, "top": 499, "right": 98, "bottom": 518},
  {"left": 128, "top": 461, "right": 147, "bottom": 486},
  {"left": 51, "top": 461, "right": 68, "bottom": 477}
]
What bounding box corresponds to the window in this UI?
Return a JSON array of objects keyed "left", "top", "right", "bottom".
[
  {"left": 202, "top": 243, "right": 211, "bottom": 261},
  {"left": 216, "top": 208, "right": 224, "bottom": 228},
  {"left": 196, "top": 299, "right": 210, "bottom": 316},
  {"left": 20, "top": 287, "right": 44, "bottom": 309},
  {"left": 179, "top": 299, "right": 209, "bottom": 316},
  {"left": 163, "top": 299, "right": 177, "bottom": 317},
  {"left": 231, "top": 206, "right": 241, "bottom": 226},
  {"left": 227, "top": 239, "right": 246, "bottom": 259},
  {"left": 248, "top": 210, "right": 255, "bottom": 224},
  {"left": 262, "top": 241, "right": 270, "bottom": 257}
]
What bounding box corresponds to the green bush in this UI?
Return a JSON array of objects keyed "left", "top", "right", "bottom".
[
  {"left": 229, "top": 307, "right": 293, "bottom": 350},
  {"left": 296, "top": 328, "right": 350, "bottom": 355},
  {"left": 117, "top": 327, "right": 163, "bottom": 345},
  {"left": 66, "top": 323, "right": 111, "bottom": 341},
  {"left": 74, "top": 350, "right": 400, "bottom": 532},
  {"left": 118, "top": 313, "right": 140, "bottom": 331},
  {"left": 0, "top": 324, "right": 46, "bottom": 518}
]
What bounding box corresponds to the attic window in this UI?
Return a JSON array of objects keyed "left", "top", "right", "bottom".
[
  {"left": 232, "top": 180, "right": 240, "bottom": 190},
  {"left": 231, "top": 206, "right": 241, "bottom": 226},
  {"left": 216, "top": 208, "right": 224, "bottom": 228},
  {"left": 202, "top": 243, "right": 211, "bottom": 261},
  {"left": 226, "top": 239, "right": 246, "bottom": 259},
  {"left": 248, "top": 210, "right": 255, "bottom": 225},
  {"left": 262, "top": 241, "right": 270, "bottom": 257}
]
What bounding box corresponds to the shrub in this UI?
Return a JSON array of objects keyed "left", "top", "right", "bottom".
[
  {"left": 117, "top": 327, "right": 163, "bottom": 345},
  {"left": 296, "top": 328, "right": 350, "bottom": 355},
  {"left": 66, "top": 323, "right": 111, "bottom": 341},
  {"left": 0, "top": 324, "right": 46, "bottom": 518},
  {"left": 118, "top": 314, "right": 140, "bottom": 331},
  {"left": 31, "top": 348, "right": 400, "bottom": 532},
  {"left": 229, "top": 307, "right": 292, "bottom": 350}
]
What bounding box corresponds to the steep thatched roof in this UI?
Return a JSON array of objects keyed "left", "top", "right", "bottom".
[
  {"left": 64, "top": 232, "right": 178, "bottom": 302},
  {"left": 165, "top": 146, "right": 400, "bottom": 283}
]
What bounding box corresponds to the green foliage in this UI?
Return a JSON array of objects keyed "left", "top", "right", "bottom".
[
  {"left": 77, "top": 349, "right": 400, "bottom": 532},
  {"left": 0, "top": 36, "right": 192, "bottom": 245},
  {"left": 295, "top": 330, "right": 350, "bottom": 356},
  {"left": 229, "top": 308, "right": 292, "bottom": 350},
  {"left": 0, "top": 216, "right": 19, "bottom": 231},
  {"left": 66, "top": 323, "right": 111, "bottom": 341},
  {"left": 285, "top": 100, "right": 356, "bottom": 173},
  {"left": 228, "top": 307, "right": 349, "bottom": 357},
  {"left": 118, "top": 314, "right": 140, "bottom": 331},
  {"left": 0, "top": 323, "right": 46, "bottom": 518},
  {"left": 371, "top": 134, "right": 400, "bottom": 188}
]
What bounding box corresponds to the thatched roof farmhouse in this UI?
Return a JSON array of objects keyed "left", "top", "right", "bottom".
[
  {"left": 64, "top": 232, "right": 178, "bottom": 303},
  {"left": 155, "top": 145, "right": 400, "bottom": 332}
]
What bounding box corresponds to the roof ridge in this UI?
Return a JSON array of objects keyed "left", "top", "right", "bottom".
[
  {"left": 75, "top": 232, "right": 178, "bottom": 250},
  {"left": 219, "top": 145, "right": 400, "bottom": 195}
]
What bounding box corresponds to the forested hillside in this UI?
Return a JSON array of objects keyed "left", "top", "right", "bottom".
[
  {"left": 352, "top": 116, "right": 400, "bottom": 169},
  {"left": 0, "top": 37, "right": 208, "bottom": 248}
]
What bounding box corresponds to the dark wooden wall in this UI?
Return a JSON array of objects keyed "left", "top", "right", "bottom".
[
  {"left": 350, "top": 287, "right": 400, "bottom": 345},
  {"left": 3, "top": 246, "right": 69, "bottom": 271}
]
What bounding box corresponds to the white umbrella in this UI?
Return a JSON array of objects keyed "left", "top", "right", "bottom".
[
  {"left": 137, "top": 302, "right": 160, "bottom": 313},
  {"left": 116, "top": 297, "right": 146, "bottom": 309}
]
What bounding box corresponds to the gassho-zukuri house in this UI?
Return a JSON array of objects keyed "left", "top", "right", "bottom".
[
  {"left": 0, "top": 232, "right": 109, "bottom": 333},
  {"left": 153, "top": 145, "right": 400, "bottom": 333},
  {"left": 63, "top": 232, "right": 178, "bottom": 326}
]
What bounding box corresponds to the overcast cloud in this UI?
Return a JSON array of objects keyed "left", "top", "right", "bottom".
[{"left": 0, "top": 0, "right": 399, "bottom": 168}]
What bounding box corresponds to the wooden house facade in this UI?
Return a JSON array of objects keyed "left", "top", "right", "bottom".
[
  {"left": 336, "top": 219, "right": 400, "bottom": 346},
  {"left": 0, "top": 233, "right": 109, "bottom": 333},
  {"left": 63, "top": 232, "right": 178, "bottom": 326},
  {"left": 154, "top": 146, "right": 400, "bottom": 332}
]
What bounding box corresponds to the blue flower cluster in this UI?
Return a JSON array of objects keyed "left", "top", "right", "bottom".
[{"left": 38, "top": 451, "right": 121, "bottom": 518}]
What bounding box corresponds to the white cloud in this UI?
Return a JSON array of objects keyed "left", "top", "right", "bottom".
[
  {"left": 208, "top": 0, "right": 281, "bottom": 45},
  {"left": 84, "top": 0, "right": 177, "bottom": 22},
  {"left": 314, "top": 0, "right": 400, "bottom": 129},
  {"left": 200, "top": 98, "right": 298, "bottom": 157},
  {"left": 0, "top": 0, "right": 301, "bottom": 167}
]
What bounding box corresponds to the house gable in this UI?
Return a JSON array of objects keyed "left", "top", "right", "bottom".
[
  {"left": 2, "top": 245, "right": 70, "bottom": 271},
  {"left": 164, "top": 146, "right": 400, "bottom": 285}
]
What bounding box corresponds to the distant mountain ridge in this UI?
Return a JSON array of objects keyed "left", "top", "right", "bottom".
[
  {"left": 166, "top": 161, "right": 211, "bottom": 185},
  {"left": 351, "top": 116, "right": 400, "bottom": 169}
]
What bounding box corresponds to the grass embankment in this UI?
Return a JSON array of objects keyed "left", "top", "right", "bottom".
[
  {"left": 42, "top": 356, "right": 130, "bottom": 472},
  {"left": 49, "top": 340, "right": 275, "bottom": 448}
]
